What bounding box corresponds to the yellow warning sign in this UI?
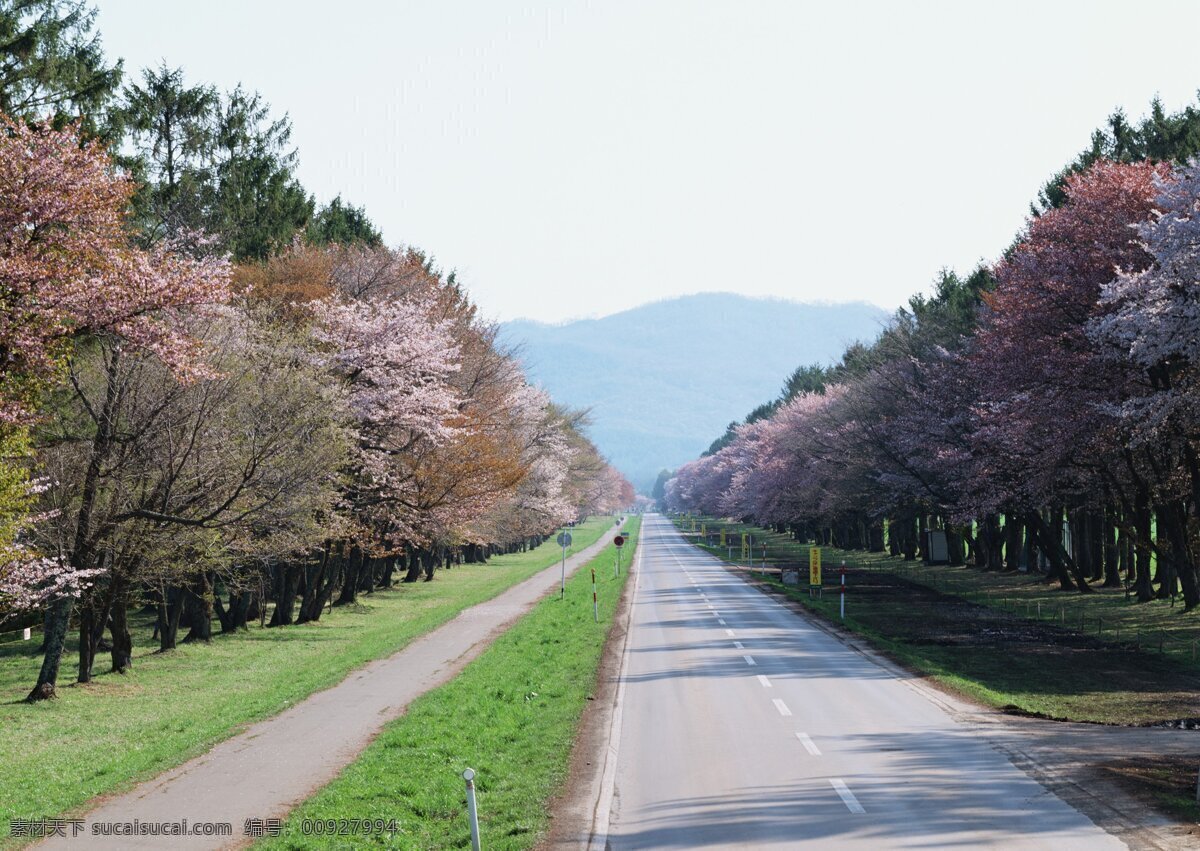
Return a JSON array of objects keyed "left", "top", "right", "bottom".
[{"left": 809, "top": 547, "right": 822, "bottom": 587}]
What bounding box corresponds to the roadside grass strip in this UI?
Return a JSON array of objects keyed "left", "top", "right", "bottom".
[
  {"left": 257, "top": 517, "right": 640, "bottom": 851},
  {"left": 0, "top": 516, "right": 615, "bottom": 841}
]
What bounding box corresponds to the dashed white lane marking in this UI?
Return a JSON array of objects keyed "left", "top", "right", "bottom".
[
  {"left": 757, "top": 674, "right": 772, "bottom": 688},
  {"left": 725, "top": 629, "right": 736, "bottom": 637},
  {"left": 772, "top": 698, "right": 792, "bottom": 716},
  {"left": 796, "top": 733, "right": 821, "bottom": 755},
  {"left": 733, "top": 641, "right": 744, "bottom": 649},
  {"left": 717, "top": 618, "right": 726, "bottom": 625},
  {"left": 706, "top": 604, "right": 714, "bottom": 609},
  {"left": 743, "top": 655, "right": 756, "bottom": 666},
  {"left": 830, "top": 779, "right": 865, "bottom": 813}
]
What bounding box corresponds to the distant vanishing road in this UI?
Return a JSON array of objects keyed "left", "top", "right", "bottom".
[{"left": 596, "top": 514, "right": 1126, "bottom": 850}]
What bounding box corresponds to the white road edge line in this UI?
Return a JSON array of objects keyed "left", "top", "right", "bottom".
[
  {"left": 757, "top": 674, "right": 772, "bottom": 688},
  {"left": 797, "top": 733, "right": 821, "bottom": 755},
  {"left": 830, "top": 779, "right": 865, "bottom": 813},
  {"left": 772, "top": 698, "right": 792, "bottom": 716},
  {"left": 588, "top": 516, "right": 646, "bottom": 851}
]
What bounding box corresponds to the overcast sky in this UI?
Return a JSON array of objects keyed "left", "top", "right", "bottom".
[{"left": 96, "top": 0, "right": 1200, "bottom": 323}]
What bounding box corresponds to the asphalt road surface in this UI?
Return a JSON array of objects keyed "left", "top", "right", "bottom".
[{"left": 600, "top": 514, "right": 1126, "bottom": 850}]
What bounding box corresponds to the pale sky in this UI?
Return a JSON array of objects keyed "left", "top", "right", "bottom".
[{"left": 96, "top": 0, "right": 1200, "bottom": 323}]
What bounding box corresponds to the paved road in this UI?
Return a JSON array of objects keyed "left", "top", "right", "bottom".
[
  {"left": 601, "top": 514, "right": 1127, "bottom": 850},
  {"left": 39, "top": 521, "right": 620, "bottom": 850}
]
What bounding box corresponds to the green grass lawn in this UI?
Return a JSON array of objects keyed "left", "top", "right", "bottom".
[
  {"left": 257, "top": 516, "right": 641, "bottom": 850},
  {"left": 0, "top": 516, "right": 615, "bottom": 842},
  {"left": 675, "top": 516, "right": 1200, "bottom": 725}
]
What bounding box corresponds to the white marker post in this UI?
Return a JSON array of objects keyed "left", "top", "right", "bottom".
[
  {"left": 840, "top": 561, "right": 847, "bottom": 620},
  {"left": 463, "top": 768, "right": 481, "bottom": 851}
]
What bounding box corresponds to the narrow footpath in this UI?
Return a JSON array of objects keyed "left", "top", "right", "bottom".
[{"left": 39, "top": 521, "right": 619, "bottom": 850}]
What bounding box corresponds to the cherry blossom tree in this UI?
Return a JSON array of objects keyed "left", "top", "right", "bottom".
[
  {"left": 1091, "top": 160, "right": 1200, "bottom": 606},
  {"left": 0, "top": 117, "right": 235, "bottom": 701}
]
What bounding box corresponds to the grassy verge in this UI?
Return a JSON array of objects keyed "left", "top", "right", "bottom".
[
  {"left": 1100, "top": 755, "right": 1200, "bottom": 825},
  {"left": 672, "top": 516, "right": 1200, "bottom": 725},
  {"left": 0, "top": 516, "right": 615, "bottom": 840},
  {"left": 257, "top": 516, "right": 641, "bottom": 850}
]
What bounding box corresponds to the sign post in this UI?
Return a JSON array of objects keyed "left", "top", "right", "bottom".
[
  {"left": 591, "top": 567, "right": 598, "bottom": 622},
  {"left": 840, "top": 560, "right": 847, "bottom": 620},
  {"left": 614, "top": 534, "right": 625, "bottom": 577},
  {"left": 556, "top": 531, "right": 573, "bottom": 600},
  {"left": 809, "top": 547, "right": 822, "bottom": 597}
]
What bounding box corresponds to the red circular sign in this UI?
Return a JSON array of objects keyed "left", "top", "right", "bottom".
[{"left": 614, "top": 535, "right": 626, "bottom": 547}]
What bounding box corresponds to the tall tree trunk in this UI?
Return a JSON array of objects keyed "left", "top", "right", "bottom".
[
  {"left": 336, "top": 546, "right": 362, "bottom": 604},
  {"left": 182, "top": 573, "right": 213, "bottom": 643},
  {"left": 868, "top": 522, "right": 885, "bottom": 553},
  {"left": 404, "top": 548, "right": 424, "bottom": 583},
  {"left": 378, "top": 556, "right": 396, "bottom": 588},
  {"left": 1159, "top": 503, "right": 1200, "bottom": 609},
  {"left": 1102, "top": 507, "right": 1121, "bottom": 588},
  {"left": 1004, "top": 514, "right": 1024, "bottom": 571},
  {"left": 298, "top": 542, "right": 333, "bottom": 623},
  {"left": 269, "top": 564, "right": 302, "bottom": 626},
  {"left": 108, "top": 571, "right": 133, "bottom": 674},
  {"left": 157, "top": 585, "right": 184, "bottom": 651},
  {"left": 28, "top": 346, "right": 123, "bottom": 702},
  {"left": 946, "top": 524, "right": 965, "bottom": 566},
  {"left": 77, "top": 601, "right": 97, "bottom": 685},
  {"left": 1026, "top": 510, "right": 1084, "bottom": 591}
]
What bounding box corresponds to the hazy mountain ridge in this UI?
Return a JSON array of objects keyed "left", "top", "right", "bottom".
[{"left": 501, "top": 293, "right": 889, "bottom": 491}]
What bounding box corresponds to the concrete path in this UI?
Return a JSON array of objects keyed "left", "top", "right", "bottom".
[
  {"left": 39, "top": 521, "right": 620, "bottom": 850},
  {"left": 593, "top": 514, "right": 1197, "bottom": 850}
]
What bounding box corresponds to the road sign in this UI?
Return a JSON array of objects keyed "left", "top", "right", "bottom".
[
  {"left": 556, "top": 532, "right": 572, "bottom": 548},
  {"left": 809, "top": 547, "right": 822, "bottom": 588},
  {"left": 614, "top": 535, "right": 625, "bottom": 548}
]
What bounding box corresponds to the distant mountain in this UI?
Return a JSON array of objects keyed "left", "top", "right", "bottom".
[{"left": 501, "top": 293, "right": 889, "bottom": 492}]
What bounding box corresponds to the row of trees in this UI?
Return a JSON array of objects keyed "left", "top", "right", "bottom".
[
  {"left": 666, "top": 96, "right": 1200, "bottom": 610},
  {"left": 0, "top": 1, "right": 633, "bottom": 701}
]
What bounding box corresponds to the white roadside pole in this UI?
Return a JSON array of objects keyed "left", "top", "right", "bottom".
[{"left": 463, "top": 768, "right": 481, "bottom": 851}]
